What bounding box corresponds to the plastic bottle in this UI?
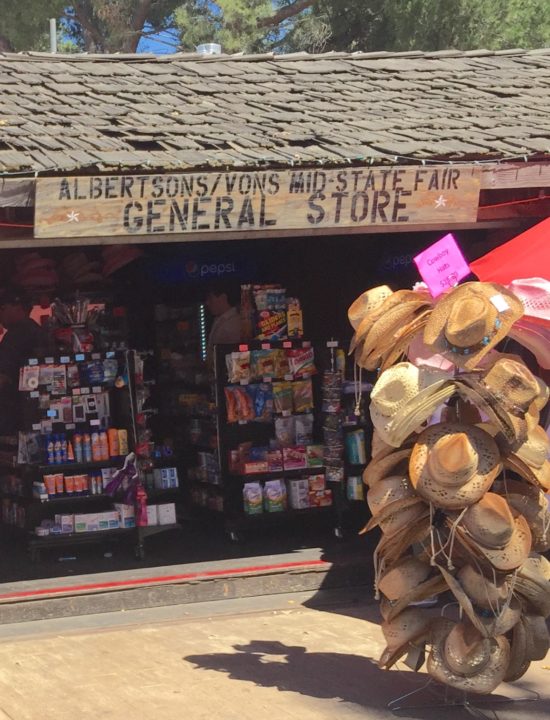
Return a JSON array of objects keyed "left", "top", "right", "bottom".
[
  {"left": 108, "top": 428, "right": 119, "bottom": 458},
  {"left": 73, "top": 433, "right": 83, "bottom": 464},
  {"left": 99, "top": 431, "right": 109, "bottom": 461},
  {"left": 118, "top": 429, "right": 129, "bottom": 456},
  {"left": 54, "top": 435, "right": 63, "bottom": 464},
  {"left": 67, "top": 440, "right": 75, "bottom": 463},
  {"left": 60, "top": 434, "right": 68, "bottom": 464},
  {"left": 83, "top": 432, "right": 92, "bottom": 463},
  {"left": 91, "top": 432, "right": 102, "bottom": 462},
  {"left": 46, "top": 435, "right": 55, "bottom": 465}
]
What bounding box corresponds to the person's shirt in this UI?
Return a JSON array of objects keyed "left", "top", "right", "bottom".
[{"left": 206, "top": 306, "right": 241, "bottom": 367}]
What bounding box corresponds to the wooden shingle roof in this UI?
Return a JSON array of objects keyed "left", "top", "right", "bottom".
[{"left": 1, "top": 48, "right": 549, "bottom": 173}]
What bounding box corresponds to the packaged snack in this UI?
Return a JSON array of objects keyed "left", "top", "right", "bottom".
[
  {"left": 275, "top": 350, "right": 291, "bottom": 378},
  {"left": 306, "top": 444, "right": 324, "bottom": 468},
  {"left": 235, "top": 386, "right": 255, "bottom": 421},
  {"left": 309, "top": 489, "right": 333, "bottom": 507},
  {"left": 51, "top": 365, "right": 67, "bottom": 395},
  {"left": 283, "top": 446, "right": 307, "bottom": 471},
  {"left": 264, "top": 479, "right": 287, "bottom": 512},
  {"left": 256, "top": 310, "right": 287, "bottom": 340},
  {"left": 251, "top": 383, "right": 273, "bottom": 422},
  {"left": 308, "top": 474, "right": 326, "bottom": 492},
  {"left": 103, "top": 358, "right": 119, "bottom": 386},
  {"left": 226, "top": 351, "right": 251, "bottom": 384},
  {"left": 275, "top": 416, "right": 295, "bottom": 447},
  {"left": 288, "top": 348, "right": 316, "bottom": 378},
  {"left": 67, "top": 364, "right": 80, "bottom": 389},
  {"left": 287, "top": 298, "right": 303, "bottom": 339},
  {"left": 267, "top": 449, "right": 284, "bottom": 472},
  {"left": 292, "top": 379, "right": 314, "bottom": 413},
  {"left": 273, "top": 381, "right": 293, "bottom": 414},
  {"left": 288, "top": 478, "right": 309, "bottom": 509},
  {"left": 84, "top": 361, "right": 104, "bottom": 386},
  {"left": 326, "top": 463, "right": 345, "bottom": 483},
  {"left": 243, "top": 482, "right": 263, "bottom": 514},
  {"left": 250, "top": 350, "right": 278, "bottom": 380},
  {"left": 295, "top": 414, "right": 314, "bottom": 445},
  {"left": 38, "top": 364, "right": 54, "bottom": 387}
]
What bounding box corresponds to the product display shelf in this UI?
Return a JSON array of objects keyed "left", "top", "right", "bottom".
[{"left": 211, "top": 340, "right": 349, "bottom": 541}]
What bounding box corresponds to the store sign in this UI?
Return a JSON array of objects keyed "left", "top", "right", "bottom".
[{"left": 34, "top": 166, "right": 481, "bottom": 239}]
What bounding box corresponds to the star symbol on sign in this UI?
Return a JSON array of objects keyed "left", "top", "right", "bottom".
[
  {"left": 66, "top": 210, "right": 80, "bottom": 223},
  {"left": 434, "top": 195, "right": 447, "bottom": 208}
]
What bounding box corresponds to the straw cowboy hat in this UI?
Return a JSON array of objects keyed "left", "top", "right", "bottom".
[
  {"left": 496, "top": 479, "right": 550, "bottom": 552},
  {"left": 427, "top": 618, "right": 510, "bottom": 694},
  {"left": 366, "top": 475, "right": 416, "bottom": 517},
  {"left": 350, "top": 289, "right": 422, "bottom": 351},
  {"left": 507, "top": 277, "right": 550, "bottom": 326},
  {"left": 508, "top": 319, "right": 550, "bottom": 371},
  {"left": 363, "top": 447, "right": 412, "bottom": 488},
  {"left": 424, "top": 282, "right": 523, "bottom": 370},
  {"left": 503, "top": 619, "right": 530, "bottom": 682},
  {"left": 456, "top": 377, "right": 528, "bottom": 450},
  {"left": 379, "top": 607, "right": 433, "bottom": 669},
  {"left": 516, "top": 553, "right": 550, "bottom": 617},
  {"left": 378, "top": 556, "right": 432, "bottom": 602},
  {"left": 522, "top": 614, "right": 550, "bottom": 661},
  {"left": 370, "top": 363, "right": 455, "bottom": 448},
  {"left": 348, "top": 285, "right": 392, "bottom": 331},
  {"left": 455, "top": 493, "right": 532, "bottom": 571},
  {"left": 504, "top": 425, "right": 550, "bottom": 491},
  {"left": 409, "top": 423, "right": 502, "bottom": 510},
  {"left": 476, "top": 356, "right": 540, "bottom": 415}
]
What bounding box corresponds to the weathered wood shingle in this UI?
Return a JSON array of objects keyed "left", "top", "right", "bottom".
[{"left": 0, "top": 48, "right": 549, "bottom": 173}]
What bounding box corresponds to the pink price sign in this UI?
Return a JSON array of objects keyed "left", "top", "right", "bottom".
[{"left": 413, "top": 233, "right": 471, "bottom": 297}]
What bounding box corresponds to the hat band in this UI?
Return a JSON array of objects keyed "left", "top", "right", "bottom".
[{"left": 445, "top": 317, "right": 502, "bottom": 356}]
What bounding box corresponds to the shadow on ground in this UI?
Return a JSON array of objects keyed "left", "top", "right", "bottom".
[{"left": 184, "top": 640, "right": 550, "bottom": 719}]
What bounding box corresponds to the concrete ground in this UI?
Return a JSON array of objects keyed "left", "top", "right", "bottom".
[{"left": 0, "top": 590, "right": 548, "bottom": 720}]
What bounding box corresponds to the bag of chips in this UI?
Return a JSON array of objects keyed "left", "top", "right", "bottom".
[{"left": 292, "top": 379, "right": 314, "bottom": 413}]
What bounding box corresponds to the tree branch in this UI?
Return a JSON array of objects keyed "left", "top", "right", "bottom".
[
  {"left": 73, "top": 1, "right": 104, "bottom": 51},
  {"left": 257, "top": 0, "right": 316, "bottom": 29},
  {"left": 129, "top": 0, "right": 153, "bottom": 51}
]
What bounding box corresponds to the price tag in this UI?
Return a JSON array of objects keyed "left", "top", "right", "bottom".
[
  {"left": 106, "top": 351, "right": 115, "bottom": 359},
  {"left": 66, "top": 423, "right": 75, "bottom": 430},
  {"left": 238, "top": 344, "right": 249, "bottom": 352},
  {"left": 60, "top": 356, "right": 70, "bottom": 364},
  {"left": 81, "top": 387, "right": 90, "bottom": 395},
  {"left": 45, "top": 357, "right": 54, "bottom": 365},
  {"left": 75, "top": 354, "right": 85, "bottom": 362},
  {"left": 263, "top": 377, "right": 273, "bottom": 384},
  {"left": 282, "top": 410, "right": 292, "bottom": 417},
  {"left": 239, "top": 379, "right": 249, "bottom": 386},
  {"left": 326, "top": 341, "right": 339, "bottom": 348},
  {"left": 92, "top": 386, "right": 102, "bottom": 394},
  {"left": 30, "top": 391, "right": 39, "bottom": 398},
  {"left": 72, "top": 388, "right": 81, "bottom": 396},
  {"left": 47, "top": 410, "right": 58, "bottom": 418},
  {"left": 283, "top": 341, "right": 292, "bottom": 349},
  {"left": 302, "top": 341, "right": 311, "bottom": 348},
  {"left": 238, "top": 420, "right": 248, "bottom": 425},
  {"left": 261, "top": 343, "right": 271, "bottom": 350},
  {"left": 92, "top": 353, "right": 101, "bottom": 360},
  {"left": 284, "top": 374, "right": 294, "bottom": 382},
  {"left": 28, "top": 358, "right": 38, "bottom": 366},
  {"left": 32, "top": 424, "right": 42, "bottom": 431},
  {"left": 90, "top": 419, "right": 100, "bottom": 427}
]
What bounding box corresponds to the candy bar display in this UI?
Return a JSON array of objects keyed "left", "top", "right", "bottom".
[
  {"left": 240, "top": 284, "right": 303, "bottom": 341},
  {"left": 203, "top": 339, "right": 350, "bottom": 540},
  {"left": 349, "top": 281, "right": 550, "bottom": 694}
]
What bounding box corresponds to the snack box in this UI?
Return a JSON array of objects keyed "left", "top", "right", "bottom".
[
  {"left": 54, "top": 513, "right": 74, "bottom": 534},
  {"left": 98, "top": 511, "right": 120, "bottom": 530},
  {"left": 288, "top": 478, "right": 309, "bottom": 510},
  {"left": 242, "top": 460, "right": 269, "bottom": 475},
  {"left": 114, "top": 503, "right": 136, "bottom": 528},
  {"left": 309, "top": 489, "right": 333, "bottom": 507},
  {"left": 146, "top": 504, "right": 159, "bottom": 526},
  {"left": 243, "top": 482, "right": 263, "bottom": 514},
  {"left": 306, "top": 445, "right": 324, "bottom": 468},
  {"left": 267, "top": 449, "right": 284, "bottom": 473},
  {"left": 283, "top": 446, "right": 307, "bottom": 471},
  {"left": 308, "top": 474, "right": 326, "bottom": 492},
  {"left": 157, "top": 503, "right": 177, "bottom": 525},
  {"left": 74, "top": 512, "right": 100, "bottom": 533}
]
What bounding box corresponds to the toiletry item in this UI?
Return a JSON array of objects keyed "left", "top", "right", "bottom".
[
  {"left": 108, "top": 428, "right": 119, "bottom": 457},
  {"left": 73, "top": 433, "right": 83, "bottom": 463},
  {"left": 83, "top": 433, "right": 92, "bottom": 463},
  {"left": 91, "top": 432, "right": 102, "bottom": 462},
  {"left": 99, "top": 431, "right": 109, "bottom": 461},
  {"left": 118, "top": 429, "right": 129, "bottom": 456}
]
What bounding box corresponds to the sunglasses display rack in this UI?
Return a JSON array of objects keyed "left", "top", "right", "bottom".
[
  {"left": 187, "top": 339, "right": 358, "bottom": 542},
  {"left": 0, "top": 349, "right": 181, "bottom": 562}
]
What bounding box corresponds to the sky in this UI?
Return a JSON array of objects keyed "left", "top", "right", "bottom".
[{"left": 137, "top": 26, "right": 181, "bottom": 54}]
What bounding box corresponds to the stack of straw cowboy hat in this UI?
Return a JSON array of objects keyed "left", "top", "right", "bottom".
[{"left": 349, "top": 280, "right": 550, "bottom": 695}]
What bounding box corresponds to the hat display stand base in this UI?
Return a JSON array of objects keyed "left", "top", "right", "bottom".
[{"left": 387, "top": 675, "right": 540, "bottom": 719}]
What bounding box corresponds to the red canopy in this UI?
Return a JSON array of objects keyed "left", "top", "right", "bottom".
[{"left": 470, "top": 216, "right": 550, "bottom": 284}]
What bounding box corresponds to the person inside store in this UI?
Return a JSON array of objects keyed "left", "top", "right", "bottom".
[
  {"left": 0, "top": 288, "right": 52, "bottom": 434},
  {"left": 205, "top": 281, "right": 242, "bottom": 368}
]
